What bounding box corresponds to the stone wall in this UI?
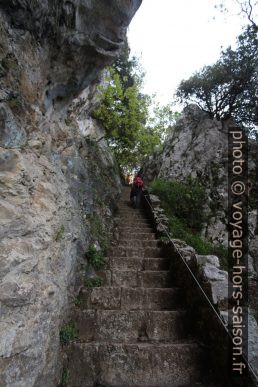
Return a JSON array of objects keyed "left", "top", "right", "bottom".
[{"left": 0, "top": 1, "right": 142, "bottom": 386}]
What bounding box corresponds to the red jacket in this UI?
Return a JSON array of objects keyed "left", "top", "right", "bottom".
[{"left": 133, "top": 176, "right": 144, "bottom": 188}]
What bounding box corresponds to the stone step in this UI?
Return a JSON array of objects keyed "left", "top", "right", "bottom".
[
  {"left": 118, "top": 206, "right": 145, "bottom": 211},
  {"left": 74, "top": 310, "right": 189, "bottom": 342},
  {"left": 107, "top": 257, "right": 171, "bottom": 271},
  {"left": 66, "top": 342, "right": 204, "bottom": 387},
  {"left": 118, "top": 225, "right": 153, "bottom": 233},
  {"left": 118, "top": 239, "right": 158, "bottom": 248},
  {"left": 119, "top": 232, "right": 156, "bottom": 240},
  {"left": 107, "top": 246, "right": 161, "bottom": 258},
  {"left": 116, "top": 221, "right": 152, "bottom": 229},
  {"left": 118, "top": 211, "right": 146, "bottom": 217},
  {"left": 98, "top": 270, "right": 171, "bottom": 288},
  {"left": 118, "top": 217, "right": 148, "bottom": 223},
  {"left": 79, "top": 287, "right": 181, "bottom": 310},
  {"left": 115, "top": 218, "right": 151, "bottom": 225}
]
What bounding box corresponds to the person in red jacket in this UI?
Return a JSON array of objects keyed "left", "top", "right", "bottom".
[{"left": 130, "top": 174, "right": 144, "bottom": 209}]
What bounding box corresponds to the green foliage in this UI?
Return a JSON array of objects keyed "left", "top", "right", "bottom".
[
  {"left": 149, "top": 178, "right": 227, "bottom": 269},
  {"left": 176, "top": 24, "right": 258, "bottom": 131},
  {"left": 61, "top": 368, "right": 71, "bottom": 386},
  {"left": 55, "top": 225, "right": 65, "bottom": 241},
  {"left": 87, "top": 211, "right": 110, "bottom": 252},
  {"left": 94, "top": 67, "right": 159, "bottom": 173},
  {"left": 86, "top": 245, "right": 106, "bottom": 270},
  {"left": 169, "top": 215, "right": 227, "bottom": 269},
  {"left": 149, "top": 178, "right": 207, "bottom": 231},
  {"left": 93, "top": 39, "right": 165, "bottom": 174},
  {"left": 148, "top": 103, "right": 181, "bottom": 142},
  {"left": 94, "top": 39, "right": 181, "bottom": 173},
  {"left": 74, "top": 296, "right": 81, "bottom": 306},
  {"left": 60, "top": 323, "right": 78, "bottom": 345},
  {"left": 112, "top": 38, "right": 144, "bottom": 89},
  {"left": 84, "top": 277, "right": 103, "bottom": 288}
]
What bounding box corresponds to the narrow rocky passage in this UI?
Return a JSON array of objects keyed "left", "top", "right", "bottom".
[{"left": 64, "top": 187, "right": 208, "bottom": 386}]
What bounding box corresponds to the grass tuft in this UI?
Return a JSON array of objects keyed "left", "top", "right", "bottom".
[
  {"left": 86, "top": 245, "right": 106, "bottom": 270},
  {"left": 60, "top": 323, "right": 78, "bottom": 345}
]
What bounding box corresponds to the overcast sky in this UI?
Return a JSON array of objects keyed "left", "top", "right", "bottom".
[{"left": 127, "top": 0, "right": 254, "bottom": 106}]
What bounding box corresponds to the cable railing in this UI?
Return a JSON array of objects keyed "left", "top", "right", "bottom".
[{"left": 142, "top": 191, "right": 258, "bottom": 384}]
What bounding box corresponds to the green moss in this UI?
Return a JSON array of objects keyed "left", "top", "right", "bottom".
[
  {"left": 61, "top": 368, "right": 71, "bottom": 386},
  {"left": 1, "top": 53, "right": 18, "bottom": 70},
  {"left": 60, "top": 323, "right": 78, "bottom": 345},
  {"left": 74, "top": 297, "right": 82, "bottom": 306},
  {"left": 84, "top": 277, "right": 103, "bottom": 288},
  {"left": 8, "top": 96, "right": 21, "bottom": 109},
  {"left": 88, "top": 214, "right": 108, "bottom": 251},
  {"left": 55, "top": 225, "right": 65, "bottom": 241}
]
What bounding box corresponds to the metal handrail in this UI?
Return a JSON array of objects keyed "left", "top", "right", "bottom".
[{"left": 143, "top": 192, "right": 258, "bottom": 383}]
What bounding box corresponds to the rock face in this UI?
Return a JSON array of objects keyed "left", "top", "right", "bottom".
[
  {"left": 0, "top": 1, "right": 141, "bottom": 386},
  {"left": 141, "top": 105, "right": 257, "bottom": 272}
]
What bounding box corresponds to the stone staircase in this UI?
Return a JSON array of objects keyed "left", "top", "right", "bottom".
[{"left": 64, "top": 187, "right": 209, "bottom": 386}]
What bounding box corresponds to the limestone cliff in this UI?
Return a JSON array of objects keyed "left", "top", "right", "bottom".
[
  {"left": 0, "top": 1, "right": 141, "bottom": 386},
  {"left": 141, "top": 105, "right": 257, "bottom": 273}
]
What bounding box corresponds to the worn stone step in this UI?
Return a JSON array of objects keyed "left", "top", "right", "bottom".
[
  {"left": 118, "top": 211, "right": 146, "bottom": 217},
  {"left": 117, "top": 204, "right": 142, "bottom": 209},
  {"left": 143, "top": 257, "right": 171, "bottom": 270},
  {"left": 79, "top": 287, "right": 181, "bottom": 310},
  {"left": 118, "top": 225, "right": 153, "bottom": 233},
  {"left": 119, "top": 232, "right": 156, "bottom": 240},
  {"left": 116, "top": 221, "right": 152, "bottom": 229},
  {"left": 115, "top": 218, "right": 151, "bottom": 225},
  {"left": 107, "top": 257, "right": 170, "bottom": 271},
  {"left": 107, "top": 246, "right": 161, "bottom": 258},
  {"left": 66, "top": 342, "right": 204, "bottom": 387},
  {"left": 118, "top": 217, "right": 149, "bottom": 223},
  {"left": 115, "top": 211, "right": 147, "bottom": 216},
  {"left": 118, "top": 239, "right": 158, "bottom": 248},
  {"left": 98, "top": 270, "right": 171, "bottom": 288},
  {"left": 74, "top": 310, "right": 189, "bottom": 342}
]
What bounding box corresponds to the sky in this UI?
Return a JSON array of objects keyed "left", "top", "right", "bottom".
[{"left": 127, "top": 0, "right": 253, "bottom": 106}]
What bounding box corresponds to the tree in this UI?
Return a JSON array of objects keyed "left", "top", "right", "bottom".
[
  {"left": 93, "top": 43, "right": 161, "bottom": 174},
  {"left": 176, "top": 24, "right": 258, "bottom": 131},
  {"left": 215, "top": 0, "right": 257, "bottom": 27},
  {"left": 147, "top": 103, "right": 181, "bottom": 141}
]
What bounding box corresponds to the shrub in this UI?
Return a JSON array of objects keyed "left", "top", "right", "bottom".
[
  {"left": 149, "top": 178, "right": 207, "bottom": 231},
  {"left": 149, "top": 178, "right": 227, "bottom": 269},
  {"left": 60, "top": 323, "right": 78, "bottom": 345},
  {"left": 84, "top": 277, "right": 103, "bottom": 288},
  {"left": 86, "top": 245, "right": 106, "bottom": 270}
]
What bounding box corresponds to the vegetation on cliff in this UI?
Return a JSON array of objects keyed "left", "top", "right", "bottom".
[
  {"left": 94, "top": 40, "right": 178, "bottom": 173},
  {"left": 149, "top": 178, "right": 227, "bottom": 268}
]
